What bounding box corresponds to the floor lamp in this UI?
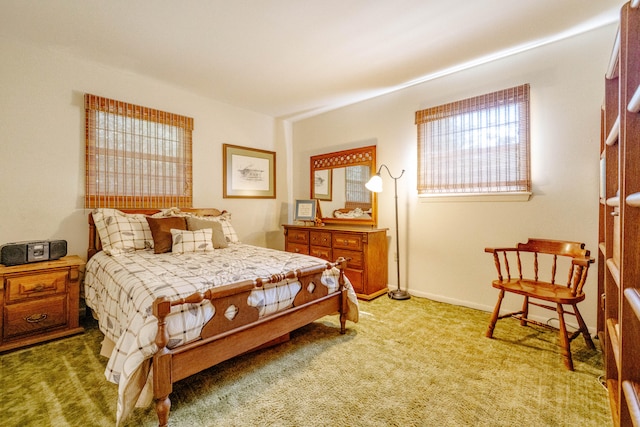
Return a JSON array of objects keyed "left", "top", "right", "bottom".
[{"left": 365, "top": 164, "right": 410, "bottom": 300}]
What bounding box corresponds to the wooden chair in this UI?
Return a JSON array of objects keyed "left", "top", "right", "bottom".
[{"left": 484, "top": 238, "right": 595, "bottom": 370}]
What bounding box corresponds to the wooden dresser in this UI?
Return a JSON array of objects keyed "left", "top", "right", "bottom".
[
  {"left": 0, "top": 255, "right": 84, "bottom": 352},
  {"left": 283, "top": 224, "right": 388, "bottom": 300}
]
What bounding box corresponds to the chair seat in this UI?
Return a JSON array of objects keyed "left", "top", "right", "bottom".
[{"left": 491, "top": 279, "right": 586, "bottom": 304}]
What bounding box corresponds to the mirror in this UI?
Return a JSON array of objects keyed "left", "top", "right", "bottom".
[{"left": 310, "top": 145, "right": 377, "bottom": 226}]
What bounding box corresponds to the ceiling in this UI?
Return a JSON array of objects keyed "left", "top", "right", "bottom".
[{"left": 0, "top": 0, "right": 621, "bottom": 120}]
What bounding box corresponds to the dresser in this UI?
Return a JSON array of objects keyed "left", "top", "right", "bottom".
[
  {"left": 283, "top": 225, "right": 388, "bottom": 300},
  {"left": 0, "top": 255, "right": 84, "bottom": 352}
]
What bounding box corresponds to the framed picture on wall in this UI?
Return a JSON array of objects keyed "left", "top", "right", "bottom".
[{"left": 223, "top": 144, "right": 276, "bottom": 198}]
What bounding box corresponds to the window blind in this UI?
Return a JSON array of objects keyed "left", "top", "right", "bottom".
[
  {"left": 85, "top": 94, "right": 194, "bottom": 208},
  {"left": 416, "top": 84, "right": 530, "bottom": 195}
]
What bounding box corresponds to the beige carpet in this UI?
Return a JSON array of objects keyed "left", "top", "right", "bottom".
[{"left": 1, "top": 296, "right": 610, "bottom": 426}]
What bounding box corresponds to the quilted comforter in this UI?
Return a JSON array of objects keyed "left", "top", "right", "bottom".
[{"left": 84, "top": 243, "right": 358, "bottom": 423}]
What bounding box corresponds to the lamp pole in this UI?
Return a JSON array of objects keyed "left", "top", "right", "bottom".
[{"left": 368, "top": 165, "right": 410, "bottom": 300}]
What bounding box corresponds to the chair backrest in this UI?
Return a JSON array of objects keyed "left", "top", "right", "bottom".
[{"left": 492, "top": 239, "right": 593, "bottom": 297}]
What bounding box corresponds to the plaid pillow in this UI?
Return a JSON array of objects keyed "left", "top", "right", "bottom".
[
  {"left": 204, "top": 212, "right": 239, "bottom": 243},
  {"left": 93, "top": 208, "right": 153, "bottom": 256},
  {"left": 170, "top": 229, "right": 214, "bottom": 253}
]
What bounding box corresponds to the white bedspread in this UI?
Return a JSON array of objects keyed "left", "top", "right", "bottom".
[{"left": 84, "top": 243, "right": 358, "bottom": 424}]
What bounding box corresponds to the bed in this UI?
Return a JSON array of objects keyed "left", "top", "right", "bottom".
[{"left": 83, "top": 207, "right": 359, "bottom": 426}]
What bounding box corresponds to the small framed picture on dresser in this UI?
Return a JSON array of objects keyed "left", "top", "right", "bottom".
[{"left": 294, "top": 199, "right": 317, "bottom": 221}]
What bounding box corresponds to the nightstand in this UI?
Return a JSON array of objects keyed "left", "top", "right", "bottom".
[{"left": 0, "top": 255, "right": 85, "bottom": 352}]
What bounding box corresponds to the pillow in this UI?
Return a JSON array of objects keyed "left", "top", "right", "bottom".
[
  {"left": 146, "top": 216, "right": 187, "bottom": 254},
  {"left": 92, "top": 208, "right": 154, "bottom": 256},
  {"left": 202, "top": 212, "right": 239, "bottom": 243},
  {"left": 149, "top": 207, "right": 239, "bottom": 244},
  {"left": 186, "top": 216, "right": 228, "bottom": 248},
  {"left": 170, "top": 229, "right": 214, "bottom": 254}
]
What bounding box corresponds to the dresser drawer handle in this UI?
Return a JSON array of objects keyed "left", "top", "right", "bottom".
[
  {"left": 25, "top": 313, "right": 48, "bottom": 323},
  {"left": 32, "top": 284, "right": 46, "bottom": 292}
]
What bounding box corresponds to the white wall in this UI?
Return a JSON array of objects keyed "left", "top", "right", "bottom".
[
  {"left": 0, "top": 37, "right": 289, "bottom": 260},
  {"left": 292, "top": 24, "right": 617, "bottom": 330}
]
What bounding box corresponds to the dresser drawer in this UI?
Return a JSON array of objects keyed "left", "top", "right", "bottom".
[
  {"left": 310, "top": 246, "right": 332, "bottom": 261},
  {"left": 287, "top": 229, "right": 309, "bottom": 245},
  {"left": 344, "top": 269, "right": 364, "bottom": 294},
  {"left": 334, "top": 249, "right": 364, "bottom": 269},
  {"left": 4, "top": 294, "right": 68, "bottom": 339},
  {"left": 310, "top": 231, "right": 332, "bottom": 248},
  {"left": 287, "top": 242, "right": 309, "bottom": 255},
  {"left": 5, "top": 270, "right": 68, "bottom": 302},
  {"left": 332, "top": 233, "right": 363, "bottom": 251}
]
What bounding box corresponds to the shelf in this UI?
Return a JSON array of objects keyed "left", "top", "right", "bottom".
[
  {"left": 622, "top": 381, "right": 640, "bottom": 427},
  {"left": 609, "top": 379, "right": 621, "bottom": 424},
  {"left": 606, "top": 115, "right": 620, "bottom": 146},
  {"left": 606, "top": 28, "right": 620, "bottom": 79},
  {"left": 627, "top": 193, "right": 640, "bottom": 208},
  {"left": 608, "top": 196, "right": 621, "bottom": 207},
  {"left": 625, "top": 288, "right": 640, "bottom": 321},
  {"left": 600, "top": 241, "right": 606, "bottom": 257},
  {"left": 608, "top": 258, "right": 621, "bottom": 287},
  {"left": 629, "top": 85, "right": 640, "bottom": 113},
  {"left": 607, "top": 318, "right": 621, "bottom": 367}
]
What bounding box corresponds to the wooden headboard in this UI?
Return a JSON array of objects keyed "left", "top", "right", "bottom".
[{"left": 87, "top": 208, "right": 225, "bottom": 260}]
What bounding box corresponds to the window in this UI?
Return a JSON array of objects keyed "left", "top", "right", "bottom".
[
  {"left": 85, "top": 94, "right": 193, "bottom": 208},
  {"left": 344, "top": 165, "right": 371, "bottom": 210},
  {"left": 416, "top": 84, "right": 531, "bottom": 197}
]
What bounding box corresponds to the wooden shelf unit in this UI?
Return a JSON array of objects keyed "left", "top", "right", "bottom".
[{"left": 598, "top": 3, "right": 640, "bottom": 426}]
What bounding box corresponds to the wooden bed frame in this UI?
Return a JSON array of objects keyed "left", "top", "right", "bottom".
[{"left": 87, "top": 208, "right": 350, "bottom": 427}]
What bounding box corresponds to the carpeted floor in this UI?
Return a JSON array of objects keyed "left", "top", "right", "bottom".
[{"left": 0, "top": 296, "right": 610, "bottom": 426}]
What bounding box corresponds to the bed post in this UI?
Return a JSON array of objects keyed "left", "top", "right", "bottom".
[
  {"left": 337, "top": 257, "right": 348, "bottom": 334},
  {"left": 153, "top": 297, "right": 173, "bottom": 427}
]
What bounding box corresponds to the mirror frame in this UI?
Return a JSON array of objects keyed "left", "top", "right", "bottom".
[{"left": 310, "top": 145, "right": 377, "bottom": 227}]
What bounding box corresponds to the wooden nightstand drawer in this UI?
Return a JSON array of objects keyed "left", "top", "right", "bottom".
[
  {"left": 4, "top": 294, "right": 67, "bottom": 339},
  {"left": 287, "top": 229, "right": 309, "bottom": 245},
  {"left": 310, "top": 231, "right": 332, "bottom": 247},
  {"left": 332, "top": 233, "right": 363, "bottom": 251},
  {"left": 6, "top": 270, "right": 67, "bottom": 302}
]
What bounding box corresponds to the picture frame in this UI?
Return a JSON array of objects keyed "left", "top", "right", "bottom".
[
  {"left": 295, "top": 199, "right": 317, "bottom": 221},
  {"left": 312, "top": 169, "right": 332, "bottom": 201},
  {"left": 223, "top": 144, "right": 276, "bottom": 198}
]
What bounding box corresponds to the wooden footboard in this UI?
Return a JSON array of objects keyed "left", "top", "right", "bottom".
[
  {"left": 86, "top": 209, "right": 350, "bottom": 427},
  {"left": 152, "top": 258, "right": 348, "bottom": 427}
]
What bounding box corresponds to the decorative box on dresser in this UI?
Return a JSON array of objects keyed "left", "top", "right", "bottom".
[
  {"left": 597, "top": 2, "right": 640, "bottom": 426},
  {"left": 0, "top": 255, "right": 85, "bottom": 352},
  {"left": 283, "top": 225, "right": 388, "bottom": 300}
]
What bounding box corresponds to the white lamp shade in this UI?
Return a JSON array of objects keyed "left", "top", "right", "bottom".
[{"left": 365, "top": 174, "right": 383, "bottom": 193}]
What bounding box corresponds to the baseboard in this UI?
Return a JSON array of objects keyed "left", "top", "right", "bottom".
[{"left": 408, "top": 290, "right": 597, "bottom": 337}]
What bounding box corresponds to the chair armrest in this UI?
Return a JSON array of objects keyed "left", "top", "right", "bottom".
[
  {"left": 485, "top": 247, "right": 518, "bottom": 253},
  {"left": 571, "top": 257, "right": 595, "bottom": 267}
]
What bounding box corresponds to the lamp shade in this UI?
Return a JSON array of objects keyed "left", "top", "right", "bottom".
[{"left": 365, "top": 174, "right": 383, "bottom": 193}]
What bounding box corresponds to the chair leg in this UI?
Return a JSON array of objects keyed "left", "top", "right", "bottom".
[
  {"left": 573, "top": 304, "right": 596, "bottom": 350},
  {"left": 520, "top": 296, "right": 529, "bottom": 326},
  {"left": 486, "top": 289, "right": 504, "bottom": 338},
  {"left": 556, "top": 304, "right": 574, "bottom": 371}
]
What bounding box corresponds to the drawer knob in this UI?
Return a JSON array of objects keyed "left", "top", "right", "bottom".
[
  {"left": 33, "top": 284, "right": 46, "bottom": 292},
  {"left": 25, "top": 313, "right": 48, "bottom": 323}
]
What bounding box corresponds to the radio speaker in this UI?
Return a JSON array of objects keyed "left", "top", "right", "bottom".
[{"left": 1, "top": 240, "right": 67, "bottom": 266}]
